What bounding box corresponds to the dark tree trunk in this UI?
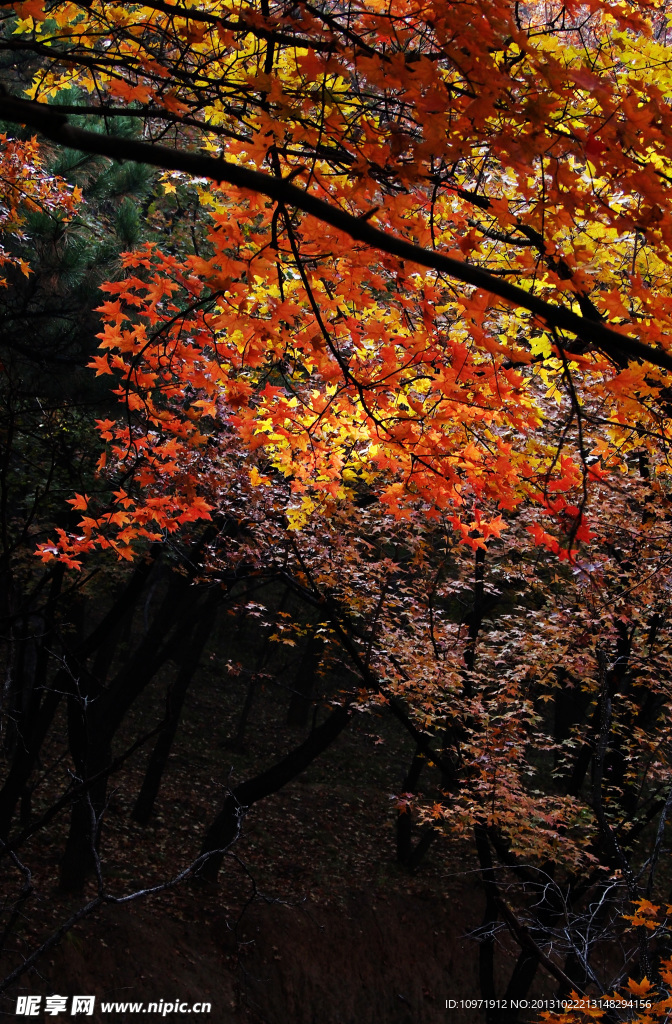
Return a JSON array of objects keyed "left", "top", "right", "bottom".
[
  {"left": 228, "top": 587, "right": 292, "bottom": 749},
  {"left": 227, "top": 673, "right": 259, "bottom": 752},
  {"left": 132, "top": 598, "right": 218, "bottom": 824},
  {"left": 199, "top": 703, "right": 352, "bottom": 881},
  {"left": 0, "top": 686, "right": 62, "bottom": 837},
  {"left": 59, "top": 726, "right": 111, "bottom": 892},
  {"left": 396, "top": 744, "right": 435, "bottom": 870},
  {"left": 287, "top": 626, "right": 322, "bottom": 728},
  {"left": 474, "top": 824, "right": 498, "bottom": 1009}
]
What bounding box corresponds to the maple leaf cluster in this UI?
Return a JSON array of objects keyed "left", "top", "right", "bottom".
[
  {"left": 0, "top": 133, "right": 81, "bottom": 284},
  {"left": 0, "top": 0, "right": 668, "bottom": 566}
]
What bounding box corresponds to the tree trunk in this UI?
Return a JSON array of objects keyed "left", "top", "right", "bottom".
[
  {"left": 199, "top": 703, "right": 352, "bottom": 881},
  {"left": 396, "top": 744, "right": 435, "bottom": 870},
  {"left": 132, "top": 599, "right": 217, "bottom": 824},
  {"left": 287, "top": 626, "right": 322, "bottom": 728}
]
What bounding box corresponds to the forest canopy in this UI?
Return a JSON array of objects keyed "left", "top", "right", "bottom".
[{"left": 3, "top": 0, "right": 672, "bottom": 559}]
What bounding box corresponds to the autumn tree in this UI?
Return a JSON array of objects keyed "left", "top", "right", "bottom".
[{"left": 3, "top": 0, "right": 672, "bottom": 1014}]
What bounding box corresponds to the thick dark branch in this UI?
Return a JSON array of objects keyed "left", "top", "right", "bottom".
[
  {"left": 2, "top": 93, "right": 672, "bottom": 372},
  {"left": 130, "top": 0, "right": 336, "bottom": 50},
  {"left": 198, "top": 701, "right": 353, "bottom": 880},
  {"left": 495, "top": 896, "right": 584, "bottom": 996}
]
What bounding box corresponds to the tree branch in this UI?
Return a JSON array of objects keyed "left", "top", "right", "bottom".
[{"left": 2, "top": 93, "right": 672, "bottom": 373}]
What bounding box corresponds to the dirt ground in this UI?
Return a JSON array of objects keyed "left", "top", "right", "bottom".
[{"left": 9, "top": 883, "right": 484, "bottom": 1024}]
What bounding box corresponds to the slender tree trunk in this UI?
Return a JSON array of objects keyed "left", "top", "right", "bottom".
[
  {"left": 287, "top": 626, "right": 322, "bottom": 728},
  {"left": 228, "top": 587, "right": 292, "bottom": 749},
  {"left": 59, "top": 728, "right": 111, "bottom": 891},
  {"left": 132, "top": 599, "right": 217, "bottom": 824},
  {"left": 227, "top": 673, "right": 258, "bottom": 752},
  {"left": 396, "top": 744, "right": 435, "bottom": 870},
  {"left": 0, "top": 686, "right": 62, "bottom": 837},
  {"left": 474, "top": 824, "right": 498, "bottom": 1011}
]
